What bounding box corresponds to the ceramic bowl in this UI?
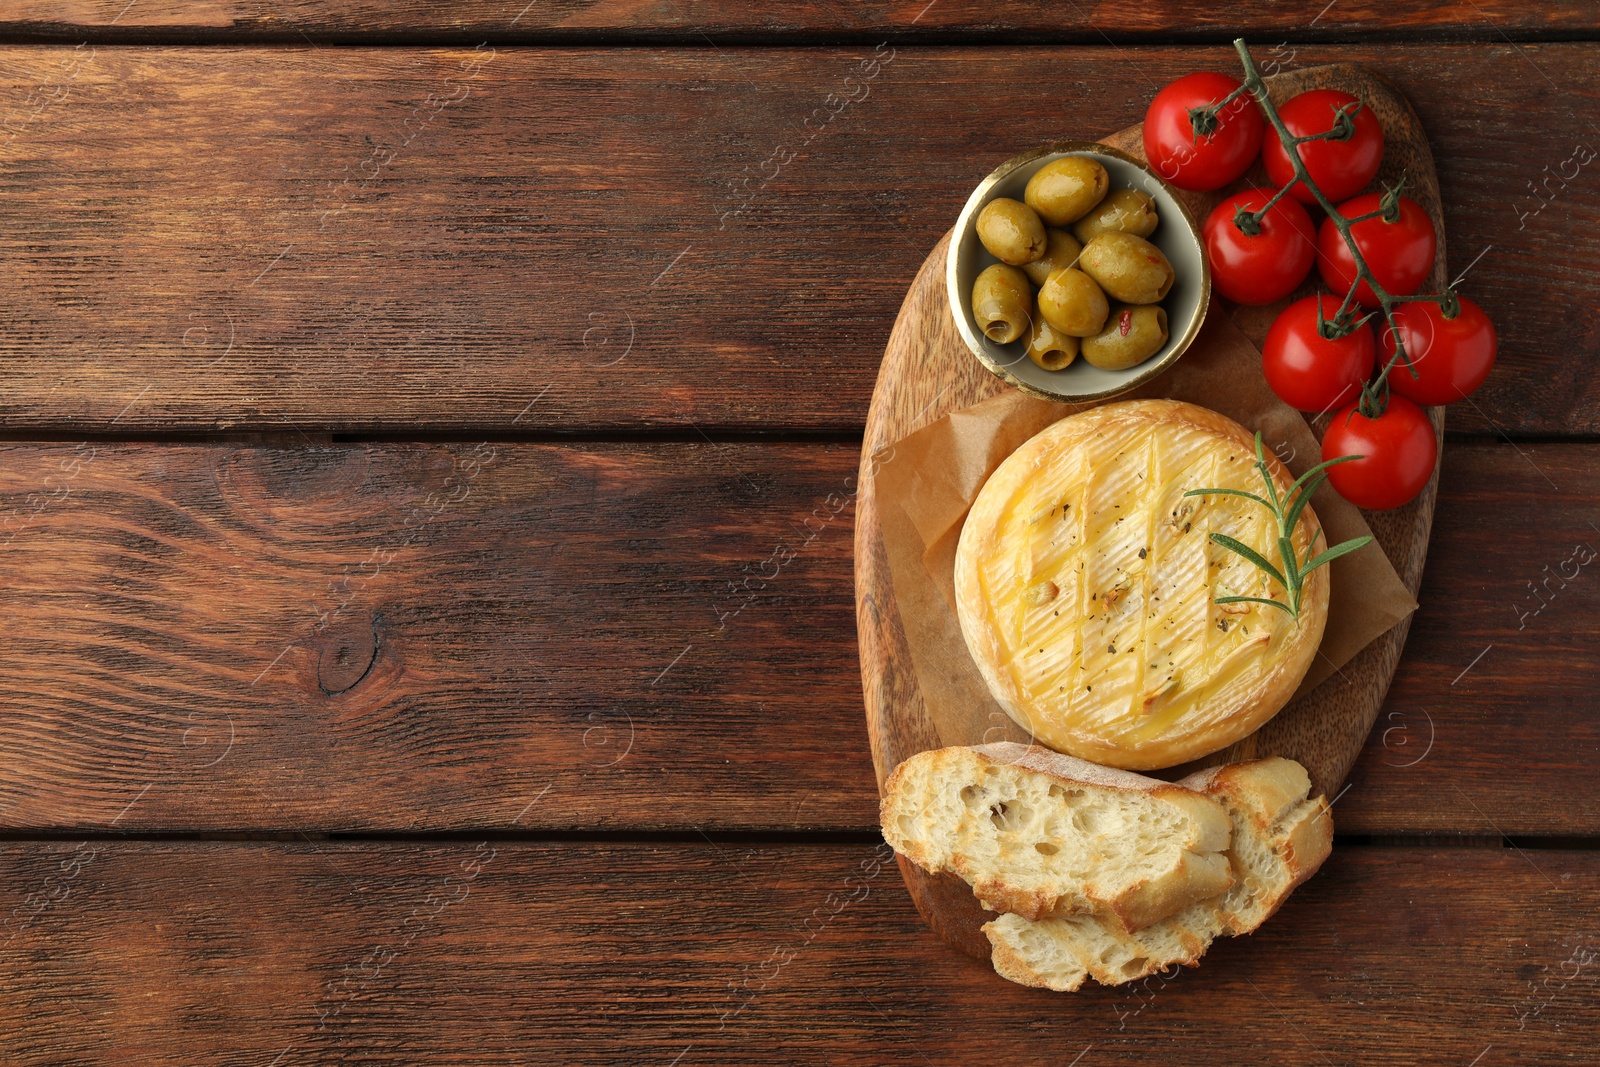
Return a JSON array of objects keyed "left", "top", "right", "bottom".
[{"left": 947, "top": 141, "right": 1210, "bottom": 402}]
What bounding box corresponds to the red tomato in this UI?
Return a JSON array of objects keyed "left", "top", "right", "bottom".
[
  {"left": 1322, "top": 395, "right": 1437, "bottom": 510},
  {"left": 1261, "top": 90, "right": 1384, "bottom": 204},
  {"left": 1316, "top": 194, "right": 1436, "bottom": 308},
  {"left": 1143, "top": 72, "right": 1264, "bottom": 192},
  {"left": 1203, "top": 189, "right": 1317, "bottom": 305},
  {"left": 1262, "top": 295, "right": 1376, "bottom": 413},
  {"left": 1379, "top": 296, "right": 1498, "bottom": 405}
]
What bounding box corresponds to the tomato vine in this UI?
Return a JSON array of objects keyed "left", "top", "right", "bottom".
[{"left": 1191, "top": 39, "right": 1462, "bottom": 419}]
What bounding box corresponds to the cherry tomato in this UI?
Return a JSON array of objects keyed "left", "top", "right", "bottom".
[
  {"left": 1322, "top": 395, "right": 1437, "bottom": 510},
  {"left": 1143, "top": 72, "right": 1264, "bottom": 192},
  {"left": 1316, "top": 194, "right": 1436, "bottom": 307},
  {"left": 1203, "top": 189, "right": 1317, "bottom": 305},
  {"left": 1379, "top": 296, "right": 1498, "bottom": 406},
  {"left": 1261, "top": 90, "right": 1384, "bottom": 205},
  {"left": 1262, "top": 295, "right": 1376, "bottom": 413}
]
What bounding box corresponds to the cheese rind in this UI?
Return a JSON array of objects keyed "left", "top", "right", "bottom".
[{"left": 954, "top": 400, "right": 1328, "bottom": 770}]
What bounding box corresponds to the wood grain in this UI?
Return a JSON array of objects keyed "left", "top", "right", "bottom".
[
  {"left": 858, "top": 62, "right": 1445, "bottom": 955},
  {"left": 4, "top": 1, "right": 1598, "bottom": 39},
  {"left": 1339, "top": 442, "right": 1600, "bottom": 836},
  {"left": 0, "top": 841, "right": 1594, "bottom": 1064},
  {"left": 0, "top": 440, "right": 875, "bottom": 832},
  {"left": 0, "top": 439, "right": 1592, "bottom": 835},
  {"left": 0, "top": 44, "right": 1591, "bottom": 433}
]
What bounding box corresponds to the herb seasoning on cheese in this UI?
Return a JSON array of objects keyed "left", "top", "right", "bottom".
[{"left": 953, "top": 400, "right": 1330, "bottom": 770}]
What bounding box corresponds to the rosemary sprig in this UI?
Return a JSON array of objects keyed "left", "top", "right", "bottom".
[{"left": 1184, "top": 432, "right": 1374, "bottom": 619}]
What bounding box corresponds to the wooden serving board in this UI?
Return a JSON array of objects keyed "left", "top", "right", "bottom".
[{"left": 854, "top": 63, "right": 1446, "bottom": 960}]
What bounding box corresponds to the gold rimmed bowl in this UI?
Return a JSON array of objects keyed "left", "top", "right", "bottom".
[{"left": 946, "top": 141, "right": 1211, "bottom": 403}]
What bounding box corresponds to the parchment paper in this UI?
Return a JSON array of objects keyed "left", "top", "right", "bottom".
[{"left": 872, "top": 311, "right": 1419, "bottom": 762}]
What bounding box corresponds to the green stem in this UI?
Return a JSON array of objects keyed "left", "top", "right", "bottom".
[
  {"left": 1329, "top": 275, "right": 1363, "bottom": 337},
  {"left": 1283, "top": 104, "right": 1359, "bottom": 147},
  {"left": 1342, "top": 207, "right": 1389, "bottom": 225},
  {"left": 1239, "top": 180, "right": 1297, "bottom": 234},
  {"left": 1191, "top": 81, "right": 1252, "bottom": 138}
]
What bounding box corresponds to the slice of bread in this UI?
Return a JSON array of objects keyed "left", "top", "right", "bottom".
[
  {"left": 880, "top": 742, "right": 1233, "bottom": 929},
  {"left": 984, "top": 757, "right": 1333, "bottom": 991},
  {"left": 986, "top": 898, "right": 1225, "bottom": 992},
  {"left": 1183, "top": 757, "right": 1334, "bottom": 936}
]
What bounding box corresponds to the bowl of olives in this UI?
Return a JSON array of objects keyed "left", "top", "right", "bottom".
[{"left": 947, "top": 141, "right": 1210, "bottom": 402}]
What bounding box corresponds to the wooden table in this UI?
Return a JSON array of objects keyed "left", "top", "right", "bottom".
[{"left": 0, "top": 4, "right": 1595, "bottom": 1063}]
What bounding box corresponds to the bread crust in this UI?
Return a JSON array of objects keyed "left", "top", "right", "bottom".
[
  {"left": 1180, "top": 757, "right": 1333, "bottom": 931},
  {"left": 881, "top": 742, "right": 1232, "bottom": 929},
  {"left": 953, "top": 399, "right": 1329, "bottom": 770},
  {"left": 982, "top": 756, "right": 1335, "bottom": 991},
  {"left": 987, "top": 920, "right": 1087, "bottom": 991}
]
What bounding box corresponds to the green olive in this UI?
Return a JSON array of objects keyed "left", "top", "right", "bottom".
[
  {"left": 1020, "top": 229, "right": 1084, "bottom": 287},
  {"left": 1082, "top": 304, "right": 1169, "bottom": 370},
  {"left": 1072, "top": 188, "right": 1159, "bottom": 244},
  {"left": 1037, "top": 267, "right": 1109, "bottom": 338},
  {"left": 1026, "top": 303, "right": 1079, "bottom": 371},
  {"left": 976, "top": 197, "right": 1047, "bottom": 265},
  {"left": 1079, "top": 231, "right": 1175, "bottom": 305},
  {"left": 1024, "top": 157, "right": 1110, "bottom": 227},
  {"left": 971, "top": 263, "right": 1034, "bottom": 344}
]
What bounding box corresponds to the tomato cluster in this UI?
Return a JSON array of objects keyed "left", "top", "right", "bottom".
[{"left": 1143, "top": 74, "right": 1498, "bottom": 510}]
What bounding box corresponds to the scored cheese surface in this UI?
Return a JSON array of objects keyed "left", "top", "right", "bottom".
[{"left": 953, "top": 399, "right": 1328, "bottom": 771}]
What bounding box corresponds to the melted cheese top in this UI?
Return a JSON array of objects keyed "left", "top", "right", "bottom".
[{"left": 954, "top": 400, "right": 1328, "bottom": 770}]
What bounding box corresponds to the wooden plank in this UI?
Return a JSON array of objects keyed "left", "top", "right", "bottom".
[
  {"left": 3, "top": 1, "right": 1598, "bottom": 40},
  {"left": 0, "top": 439, "right": 877, "bottom": 832},
  {"left": 0, "top": 439, "right": 1593, "bottom": 835},
  {"left": 1338, "top": 442, "right": 1600, "bottom": 835},
  {"left": 0, "top": 44, "right": 1592, "bottom": 434},
  {"left": 0, "top": 841, "right": 1594, "bottom": 1063}
]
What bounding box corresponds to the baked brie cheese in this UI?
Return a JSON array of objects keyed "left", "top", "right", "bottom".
[{"left": 953, "top": 399, "right": 1328, "bottom": 770}]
